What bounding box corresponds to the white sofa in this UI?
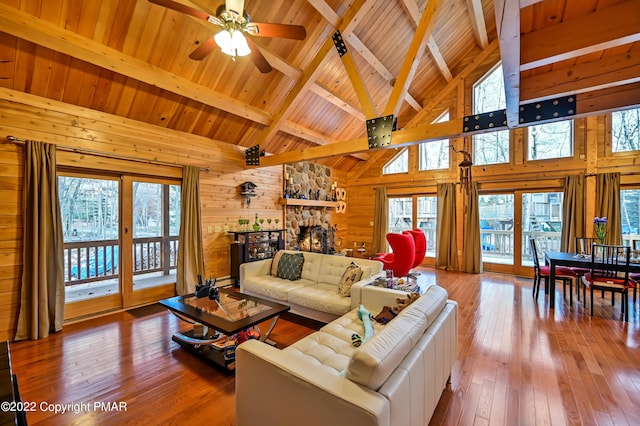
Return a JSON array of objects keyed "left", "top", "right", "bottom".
[
  {"left": 236, "top": 283, "right": 458, "bottom": 426},
  {"left": 240, "top": 250, "right": 384, "bottom": 323}
]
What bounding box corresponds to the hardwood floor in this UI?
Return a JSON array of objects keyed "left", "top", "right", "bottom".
[{"left": 9, "top": 269, "right": 640, "bottom": 425}]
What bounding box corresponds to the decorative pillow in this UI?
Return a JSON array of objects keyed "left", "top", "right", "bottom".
[
  {"left": 270, "top": 250, "right": 284, "bottom": 276},
  {"left": 276, "top": 253, "right": 305, "bottom": 280},
  {"left": 337, "top": 262, "right": 363, "bottom": 297}
]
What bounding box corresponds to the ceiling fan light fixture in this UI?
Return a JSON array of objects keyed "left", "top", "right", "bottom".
[{"left": 214, "top": 28, "right": 251, "bottom": 58}]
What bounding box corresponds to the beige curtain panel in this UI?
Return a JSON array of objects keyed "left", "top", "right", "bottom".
[
  {"left": 436, "top": 183, "right": 458, "bottom": 270},
  {"left": 595, "top": 172, "right": 621, "bottom": 245},
  {"left": 372, "top": 187, "right": 388, "bottom": 254},
  {"left": 15, "top": 141, "right": 65, "bottom": 341},
  {"left": 462, "top": 182, "right": 482, "bottom": 273},
  {"left": 560, "top": 175, "right": 585, "bottom": 252},
  {"left": 176, "top": 165, "right": 205, "bottom": 295}
]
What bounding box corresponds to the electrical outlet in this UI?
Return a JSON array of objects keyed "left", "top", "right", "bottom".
[{"left": 369, "top": 221, "right": 374, "bottom": 226}]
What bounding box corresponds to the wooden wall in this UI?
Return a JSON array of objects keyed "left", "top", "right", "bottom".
[{"left": 0, "top": 88, "right": 289, "bottom": 341}]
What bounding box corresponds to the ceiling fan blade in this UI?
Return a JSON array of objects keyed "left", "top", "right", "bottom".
[
  {"left": 247, "top": 22, "right": 307, "bottom": 40},
  {"left": 148, "top": 0, "right": 210, "bottom": 21},
  {"left": 189, "top": 37, "right": 217, "bottom": 60},
  {"left": 246, "top": 37, "right": 272, "bottom": 73},
  {"left": 226, "top": 0, "right": 245, "bottom": 19}
]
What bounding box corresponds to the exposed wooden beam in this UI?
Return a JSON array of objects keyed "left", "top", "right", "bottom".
[
  {"left": 398, "top": 0, "right": 453, "bottom": 82},
  {"left": 384, "top": 0, "right": 443, "bottom": 117},
  {"left": 576, "top": 82, "right": 640, "bottom": 117},
  {"left": 465, "top": 0, "right": 488, "bottom": 48},
  {"left": 251, "top": 0, "right": 367, "bottom": 149},
  {"left": 306, "top": 0, "right": 341, "bottom": 27},
  {"left": 520, "top": 0, "right": 543, "bottom": 7},
  {"left": 495, "top": 0, "right": 521, "bottom": 127},
  {"left": 336, "top": 44, "right": 379, "bottom": 118},
  {"left": 520, "top": 0, "right": 640, "bottom": 71},
  {"left": 0, "top": 3, "right": 272, "bottom": 125},
  {"left": 346, "top": 33, "right": 422, "bottom": 111},
  {"left": 309, "top": 83, "right": 365, "bottom": 120},
  {"left": 280, "top": 120, "right": 369, "bottom": 160},
  {"left": 520, "top": 50, "right": 640, "bottom": 103}
]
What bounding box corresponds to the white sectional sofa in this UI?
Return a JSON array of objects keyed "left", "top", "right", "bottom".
[
  {"left": 240, "top": 250, "right": 384, "bottom": 323},
  {"left": 235, "top": 283, "right": 458, "bottom": 426}
]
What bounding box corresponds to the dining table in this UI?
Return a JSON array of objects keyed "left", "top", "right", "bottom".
[{"left": 544, "top": 251, "right": 640, "bottom": 309}]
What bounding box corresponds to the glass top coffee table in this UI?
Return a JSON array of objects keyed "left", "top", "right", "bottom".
[{"left": 159, "top": 288, "right": 289, "bottom": 371}]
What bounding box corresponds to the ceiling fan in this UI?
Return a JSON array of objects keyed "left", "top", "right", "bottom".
[{"left": 148, "top": 0, "right": 307, "bottom": 73}]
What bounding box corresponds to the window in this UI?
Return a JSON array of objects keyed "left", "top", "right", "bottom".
[
  {"left": 417, "top": 196, "right": 437, "bottom": 257},
  {"left": 621, "top": 189, "right": 639, "bottom": 246},
  {"left": 612, "top": 107, "right": 640, "bottom": 152},
  {"left": 527, "top": 120, "right": 573, "bottom": 160},
  {"left": 388, "top": 197, "right": 412, "bottom": 233},
  {"left": 473, "top": 64, "right": 509, "bottom": 165},
  {"left": 521, "top": 192, "right": 564, "bottom": 266},
  {"left": 419, "top": 112, "right": 450, "bottom": 170},
  {"left": 383, "top": 149, "right": 408, "bottom": 174},
  {"left": 479, "top": 194, "right": 514, "bottom": 264}
]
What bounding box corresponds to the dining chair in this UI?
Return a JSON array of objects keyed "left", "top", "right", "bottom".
[
  {"left": 529, "top": 237, "right": 576, "bottom": 305},
  {"left": 629, "top": 240, "right": 640, "bottom": 304},
  {"left": 581, "top": 244, "right": 632, "bottom": 322},
  {"left": 571, "top": 237, "right": 598, "bottom": 302}
]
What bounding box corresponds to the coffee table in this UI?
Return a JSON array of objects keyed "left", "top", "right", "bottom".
[{"left": 159, "top": 288, "right": 289, "bottom": 371}]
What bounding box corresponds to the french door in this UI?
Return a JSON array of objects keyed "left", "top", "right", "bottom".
[{"left": 60, "top": 172, "right": 180, "bottom": 319}]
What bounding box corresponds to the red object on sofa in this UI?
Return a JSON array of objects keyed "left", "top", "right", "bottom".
[
  {"left": 376, "top": 232, "right": 415, "bottom": 278},
  {"left": 407, "top": 229, "right": 427, "bottom": 268}
]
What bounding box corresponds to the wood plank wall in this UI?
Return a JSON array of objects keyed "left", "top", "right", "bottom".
[
  {"left": 0, "top": 88, "right": 292, "bottom": 341},
  {"left": 345, "top": 52, "right": 640, "bottom": 273}
]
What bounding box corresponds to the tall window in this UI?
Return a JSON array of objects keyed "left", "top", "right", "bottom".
[
  {"left": 417, "top": 196, "right": 437, "bottom": 257},
  {"left": 479, "top": 194, "right": 514, "bottom": 264},
  {"left": 612, "top": 107, "right": 640, "bottom": 152},
  {"left": 528, "top": 120, "right": 573, "bottom": 160},
  {"left": 621, "top": 189, "right": 639, "bottom": 246},
  {"left": 383, "top": 149, "right": 408, "bottom": 174},
  {"left": 521, "top": 192, "right": 564, "bottom": 266},
  {"left": 473, "top": 64, "right": 509, "bottom": 165},
  {"left": 419, "top": 112, "right": 450, "bottom": 170}
]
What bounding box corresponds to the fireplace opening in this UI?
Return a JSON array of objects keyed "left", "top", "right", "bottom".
[{"left": 297, "top": 225, "right": 338, "bottom": 254}]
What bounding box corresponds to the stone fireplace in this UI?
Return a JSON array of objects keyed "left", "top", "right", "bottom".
[{"left": 284, "top": 162, "right": 334, "bottom": 250}]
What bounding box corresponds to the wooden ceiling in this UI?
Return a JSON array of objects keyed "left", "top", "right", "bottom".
[{"left": 0, "top": 0, "right": 638, "bottom": 171}]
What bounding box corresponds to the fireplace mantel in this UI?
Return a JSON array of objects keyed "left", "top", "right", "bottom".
[{"left": 279, "top": 198, "right": 338, "bottom": 208}]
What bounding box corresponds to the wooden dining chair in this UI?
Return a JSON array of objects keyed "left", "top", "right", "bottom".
[
  {"left": 629, "top": 240, "right": 640, "bottom": 304},
  {"left": 571, "top": 237, "right": 598, "bottom": 302},
  {"left": 581, "top": 244, "right": 632, "bottom": 322},
  {"left": 529, "top": 237, "right": 576, "bottom": 305}
]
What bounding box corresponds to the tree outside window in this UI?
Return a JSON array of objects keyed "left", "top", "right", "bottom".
[
  {"left": 528, "top": 120, "right": 573, "bottom": 160},
  {"left": 419, "top": 112, "right": 450, "bottom": 171},
  {"left": 612, "top": 107, "right": 640, "bottom": 152},
  {"left": 473, "top": 64, "right": 509, "bottom": 165}
]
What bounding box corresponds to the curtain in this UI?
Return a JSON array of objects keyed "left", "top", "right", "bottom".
[
  {"left": 595, "top": 172, "right": 621, "bottom": 245},
  {"left": 462, "top": 182, "right": 482, "bottom": 273},
  {"left": 15, "top": 141, "right": 64, "bottom": 341},
  {"left": 560, "top": 175, "right": 585, "bottom": 252},
  {"left": 176, "top": 165, "right": 205, "bottom": 295},
  {"left": 436, "top": 183, "right": 458, "bottom": 270},
  {"left": 372, "top": 187, "right": 388, "bottom": 254}
]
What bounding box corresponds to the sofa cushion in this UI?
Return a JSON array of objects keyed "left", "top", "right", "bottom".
[
  {"left": 242, "top": 276, "right": 315, "bottom": 301},
  {"left": 270, "top": 250, "right": 284, "bottom": 276},
  {"left": 282, "top": 331, "right": 355, "bottom": 375},
  {"left": 337, "top": 262, "right": 363, "bottom": 297},
  {"left": 277, "top": 253, "right": 305, "bottom": 280},
  {"left": 289, "top": 284, "right": 353, "bottom": 316},
  {"left": 320, "top": 308, "right": 386, "bottom": 343},
  {"left": 317, "top": 255, "right": 361, "bottom": 286},
  {"left": 346, "top": 286, "right": 448, "bottom": 390}
]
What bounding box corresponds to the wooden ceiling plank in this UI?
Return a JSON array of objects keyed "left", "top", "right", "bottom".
[
  {"left": 398, "top": 0, "right": 452, "bottom": 82},
  {"left": 337, "top": 47, "right": 378, "bottom": 118},
  {"left": 494, "top": 0, "right": 520, "bottom": 127},
  {"left": 520, "top": 50, "right": 640, "bottom": 102},
  {"left": 0, "top": 3, "right": 273, "bottom": 125},
  {"left": 520, "top": 0, "right": 640, "bottom": 71},
  {"left": 258, "top": 46, "right": 304, "bottom": 81},
  {"left": 465, "top": 0, "right": 488, "bottom": 48},
  {"left": 250, "top": 0, "right": 368, "bottom": 149},
  {"left": 306, "top": 0, "right": 341, "bottom": 27},
  {"left": 383, "top": 0, "right": 443, "bottom": 117},
  {"left": 309, "top": 83, "right": 365, "bottom": 120},
  {"left": 346, "top": 33, "right": 422, "bottom": 111}
]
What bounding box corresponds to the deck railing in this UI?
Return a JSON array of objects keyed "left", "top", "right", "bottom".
[{"left": 63, "top": 236, "right": 179, "bottom": 286}]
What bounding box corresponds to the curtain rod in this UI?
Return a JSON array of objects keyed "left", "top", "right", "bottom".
[{"left": 4, "top": 136, "right": 210, "bottom": 172}]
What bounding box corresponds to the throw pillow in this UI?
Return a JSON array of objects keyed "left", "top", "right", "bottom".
[
  {"left": 337, "top": 262, "right": 363, "bottom": 297},
  {"left": 276, "top": 253, "right": 304, "bottom": 280},
  {"left": 270, "top": 250, "right": 284, "bottom": 276}
]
